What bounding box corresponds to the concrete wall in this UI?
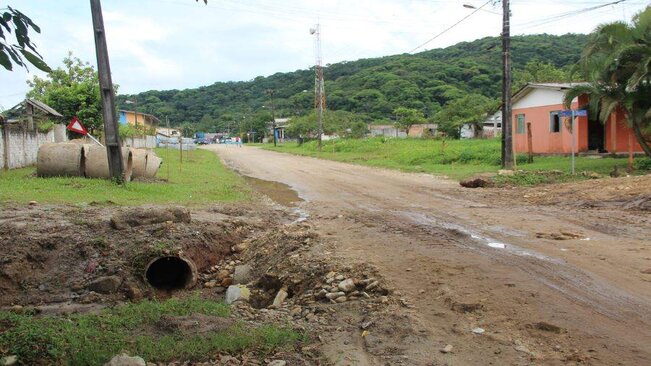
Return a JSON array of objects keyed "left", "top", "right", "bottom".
[
  {"left": 122, "top": 135, "right": 157, "bottom": 149},
  {"left": 1, "top": 124, "right": 68, "bottom": 170}
]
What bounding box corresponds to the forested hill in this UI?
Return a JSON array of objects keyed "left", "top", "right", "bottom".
[{"left": 117, "top": 33, "right": 588, "bottom": 129}]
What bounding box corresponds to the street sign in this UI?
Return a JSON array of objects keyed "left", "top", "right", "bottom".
[
  {"left": 560, "top": 110, "right": 587, "bottom": 117},
  {"left": 67, "top": 117, "right": 88, "bottom": 135}
]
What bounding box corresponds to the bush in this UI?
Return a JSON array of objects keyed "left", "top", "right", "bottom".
[
  {"left": 37, "top": 121, "right": 55, "bottom": 134},
  {"left": 634, "top": 157, "right": 651, "bottom": 171}
]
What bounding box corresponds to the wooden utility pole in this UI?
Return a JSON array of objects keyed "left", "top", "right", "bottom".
[
  {"left": 1, "top": 116, "right": 8, "bottom": 171},
  {"left": 501, "top": 0, "right": 513, "bottom": 169},
  {"left": 266, "top": 89, "right": 277, "bottom": 146},
  {"left": 526, "top": 122, "right": 533, "bottom": 163},
  {"left": 90, "top": 0, "right": 124, "bottom": 183}
]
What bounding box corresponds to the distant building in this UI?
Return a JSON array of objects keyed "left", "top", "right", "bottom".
[
  {"left": 119, "top": 110, "right": 160, "bottom": 128},
  {"left": 156, "top": 127, "right": 181, "bottom": 138},
  {"left": 369, "top": 124, "right": 407, "bottom": 138},
  {"left": 268, "top": 118, "right": 291, "bottom": 142},
  {"left": 2, "top": 99, "right": 63, "bottom": 129},
  {"left": 408, "top": 124, "right": 438, "bottom": 138}
]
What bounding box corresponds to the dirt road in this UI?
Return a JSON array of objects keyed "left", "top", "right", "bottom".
[{"left": 207, "top": 144, "right": 651, "bottom": 365}]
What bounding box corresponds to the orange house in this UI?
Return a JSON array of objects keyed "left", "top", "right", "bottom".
[{"left": 511, "top": 83, "right": 643, "bottom": 154}]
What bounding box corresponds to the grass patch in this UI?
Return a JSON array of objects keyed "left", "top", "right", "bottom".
[
  {"left": 263, "top": 138, "right": 649, "bottom": 181},
  {"left": 0, "top": 295, "right": 303, "bottom": 365},
  {"left": 0, "top": 148, "right": 250, "bottom": 206}
]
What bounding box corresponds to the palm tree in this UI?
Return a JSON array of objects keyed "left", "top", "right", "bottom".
[{"left": 564, "top": 6, "right": 651, "bottom": 157}]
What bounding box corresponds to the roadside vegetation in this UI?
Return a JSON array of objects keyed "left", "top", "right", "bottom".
[
  {"left": 0, "top": 148, "right": 250, "bottom": 205},
  {"left": 0, "top": 295, "right": 303, "bottom": 365},
  {"left": 263, "top": 138, "right": 650, "bottom": 182}
]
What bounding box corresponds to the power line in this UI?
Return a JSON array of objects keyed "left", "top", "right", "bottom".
[
  {"left": 408, "top": 0, "right": 494, "bottom": 53},
  {"left": 514, "top": 0, "right": 629, "bottom": 30}
]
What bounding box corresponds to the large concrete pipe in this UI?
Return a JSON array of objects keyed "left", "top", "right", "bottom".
[
  {"left": 83, "top": 144, "right": 133, "bottom": 181},
  {"left": 129, "top": 148, "right": 148, "bottom": 178},
  {"left": 144, "top": 154, "right": 162, "bottom": 178},
  {"left": 37, "top": 143, "right": 85, "bottom": 177},
  {"left": 144, "top": 256, "right": 197, "bottom": 290}
]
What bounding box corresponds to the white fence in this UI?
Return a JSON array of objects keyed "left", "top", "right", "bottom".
[{"left": 1, "top": 124, "right": 67, "bottom": 170}]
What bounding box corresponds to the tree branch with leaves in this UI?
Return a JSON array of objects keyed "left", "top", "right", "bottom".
[{"left": 0, "top": 6, "right": 50, "bottom": 72}]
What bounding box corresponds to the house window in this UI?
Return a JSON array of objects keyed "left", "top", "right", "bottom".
[
  {"left": 550, "top": 111, "right": 561, "bottom": 133},
  {"left": 516, "top": 114, "right": 525, "bottom": 134}
]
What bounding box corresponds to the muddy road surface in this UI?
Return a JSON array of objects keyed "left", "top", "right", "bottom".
[{"left": 207, "top": 144, "right": 651, "bottom": 365}]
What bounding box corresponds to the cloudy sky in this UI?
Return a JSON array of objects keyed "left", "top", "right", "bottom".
[{"left": 1, "top": 0, "right": 648, "bottom": 109}]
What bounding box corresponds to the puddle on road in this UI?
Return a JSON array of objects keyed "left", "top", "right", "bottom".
[
  {"left": 488, "top": 242, "right": 506, "bottom": 249},
  {"left": 243, "top": 176, "right": 303, "bottom": 206}
]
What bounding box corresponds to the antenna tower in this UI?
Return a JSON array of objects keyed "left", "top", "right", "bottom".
[{"left": 310, "top": 24, "right": 325, "bottom": 149}]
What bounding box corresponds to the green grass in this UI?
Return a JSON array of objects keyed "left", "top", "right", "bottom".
[
  {"left": 262, "top": 138, "right": 650, "bottom": 181},
  {"left": 0, "top": 148, "right": 250, "bottom": 206},
  {"left": 0, "top": 295, "right": 304, "bottom": 365}
]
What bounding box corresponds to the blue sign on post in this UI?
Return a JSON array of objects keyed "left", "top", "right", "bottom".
[{"left": 560, "top": 109, "right": 587, "bottom": 117}]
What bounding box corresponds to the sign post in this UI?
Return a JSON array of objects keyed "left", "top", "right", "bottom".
[
  {"left": 560, "top": 109, "right": 587, "bottom": 175},
  {"left": 67, "top": 117, "right": 104, "bottom": 147}
]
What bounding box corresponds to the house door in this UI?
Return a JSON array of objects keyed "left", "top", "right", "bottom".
[{"left": 588, "top": 118, "right": 605, "bottom": 152}]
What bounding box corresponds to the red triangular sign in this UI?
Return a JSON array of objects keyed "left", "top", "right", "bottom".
[{"left": 67, "top": 117, "right": 88, "bottom": 135}]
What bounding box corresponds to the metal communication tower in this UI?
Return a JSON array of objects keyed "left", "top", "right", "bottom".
[{"left": 310, "top": 24, "right": 325, "bottom": 149}]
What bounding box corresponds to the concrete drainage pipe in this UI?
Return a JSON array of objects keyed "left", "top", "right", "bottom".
[
  {"left": 83, "top": 144, "right": 134, "bottom": 181},
  {"left": 144, "top": 154, "right": 162, "bottom": 178},
  {"left": 129, "top": 148, "right": 148, "bottom": 178},
  {"left": 144, "top": 256, "right": 197, "bottom": 290},
  {"left": 36, "top": 143, "right": 85, "bottom": 177}
]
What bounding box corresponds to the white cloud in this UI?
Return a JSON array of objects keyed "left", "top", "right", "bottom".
[{"left": 1, "top": 0, "right": 648, "bottom": 109}]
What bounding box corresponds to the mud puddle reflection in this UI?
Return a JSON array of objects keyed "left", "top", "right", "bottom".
[{"left": 243, "top": 176, "right": 303, "bottom": 206}]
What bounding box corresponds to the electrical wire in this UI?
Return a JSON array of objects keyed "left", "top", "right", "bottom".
[
  {"left": 514, "top": 0, "right": 629, "bottom": 30},
  {"left": 408, "top": 0, "right": 494, "bottom": 53}
]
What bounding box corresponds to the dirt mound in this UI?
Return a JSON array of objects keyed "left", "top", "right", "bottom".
[
  {"left": 0, "top": 204, "right": 255, "bottom": 307},
  {"left": 110, "top": 207, "right": 191, "bottom": 229},
  {"left": 518, "top": 175, "right": 651, "bottom": 211}
]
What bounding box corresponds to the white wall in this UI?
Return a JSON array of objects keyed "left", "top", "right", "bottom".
[
  {"left": 1, "top": 124, "right": 67, "bottom": 170},
  {"left": 122, "top": 135, "right": 157, "bottom": 149},
  {"left": 513, "top": 88, "right": 577, "bottom": 109}
]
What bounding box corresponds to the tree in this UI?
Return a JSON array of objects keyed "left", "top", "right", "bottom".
[
  {"left": 513, "top": 59, "right": 576, "bottom": 91},
  {"left": 27, "top": 53, "right": 105, "bottom": 133},
  {"left": 564, "top": 7, "right": 651, "bottom": 157},
  {"left": 435, "top": 94, "right": 497, "bottom": 139},
  {"left": 0, "top": 6, "right": 50, "bottom": 72},
  {"left": 393, "top": 107, "right": 424, "bottom": 133}
]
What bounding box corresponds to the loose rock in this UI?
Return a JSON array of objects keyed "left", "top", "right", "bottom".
[
  {"left": 440, "top": 344, "right": 454, "bottom": 353},
  {"left": 271, "top": 287, "right": 289, "bottom": 308},
  {"left": 326, "top": 291, "right": 345, "bottom": 300},
  {"left": 104, "top": 354, "right": 146, "bottom": 366},
  {"left": 267, "top": 361, "right": 287, "bottom": 366},
  {"left": 1, "top": 355, "right": 18, "bottom": 366},
  {"left": 87, "top": 276, "right": 122, "bottom": 294},
  {"left": 232, "top": 264, "right": 253, "bottom": 284},
  {"left": 460, "top": 177, "right": 491, "bottom": 188},
  {"left": 225, "top": 285, "right": 250, "bottom": 304},
  {"left": 338, "top": 278, "right": 356, "bottom": 292}
]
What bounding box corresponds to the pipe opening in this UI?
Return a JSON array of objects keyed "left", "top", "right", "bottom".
[{"left": 145, "top": 256, "right": 196, "bottom": 290}]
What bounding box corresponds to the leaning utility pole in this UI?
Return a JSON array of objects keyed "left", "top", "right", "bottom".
[
  {"left": 266, "top": 89, "right": 277, "bottom": 146},
  {"left": 501, "top": 0, "right": 513, "bottom": 169},
  {"left": 310, "top": 24, "right": 325, "bottom": 150},
  {"left": 90, "top": 0, "right": 124, "bottom": 182}
]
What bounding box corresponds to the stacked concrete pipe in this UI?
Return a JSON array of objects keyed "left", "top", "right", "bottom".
[
  {"left": 36, "top": 143, "right": 161, "bottom": 181},
  {"left": 144, "top": 153, "right": 162, "bottom": 178},
  {"left": 37, "top": 143, "right": 86, "bottom": 177},
  {"left": 130, "top": 148, "right": 148, "bottom": 178},
  {"left": 83, "top": 144, "right": 133, "bottom": 181}
]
